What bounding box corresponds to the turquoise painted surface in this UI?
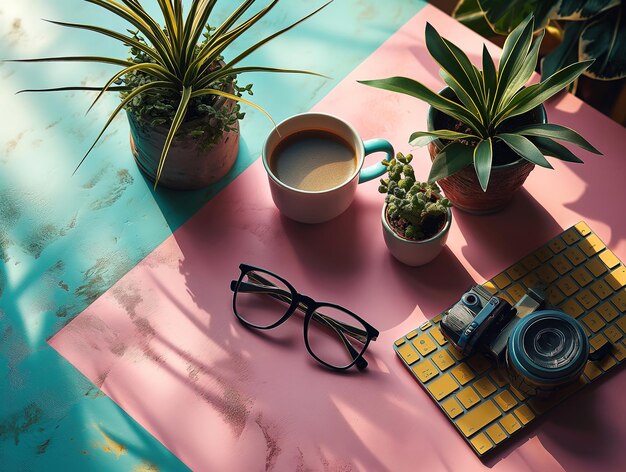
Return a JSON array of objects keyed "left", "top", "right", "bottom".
[{"left": 0, "top": 0, "right": 426, "bottom": 469}]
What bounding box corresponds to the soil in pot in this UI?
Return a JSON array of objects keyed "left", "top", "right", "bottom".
[{"left": 386, "top": 210, "right": 446, "bottom": 241}]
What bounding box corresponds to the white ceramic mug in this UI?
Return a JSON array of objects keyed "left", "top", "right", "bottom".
[{"left": 262, "top": 113, "right": 394, "bottom": 224}]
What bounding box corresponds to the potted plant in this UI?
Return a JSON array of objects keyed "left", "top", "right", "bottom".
[
  {"left": 359, "top": 15, "right": 602, "bottom": 213},
  {"left": 379, "top": 152, "right": 452, "bottom": 266},
  {"left": 14, "top": 0, "right": 330, "bottom": 189}
]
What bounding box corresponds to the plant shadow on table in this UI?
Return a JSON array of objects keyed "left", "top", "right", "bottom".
[{"left": 455, "top": 188, "right": 563, "bottom": 281}]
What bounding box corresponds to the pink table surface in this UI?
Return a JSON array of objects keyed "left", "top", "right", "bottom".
[{"left": 50, "top": 5, "right": 626, "bottom": 471}]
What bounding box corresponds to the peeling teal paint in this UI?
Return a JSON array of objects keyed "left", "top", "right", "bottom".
[{"left": 0, "top": 0, "right": 427, "bottom": 469}]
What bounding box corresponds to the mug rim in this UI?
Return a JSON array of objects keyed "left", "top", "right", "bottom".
[{"left": 262, "top": 112, "right": 366, "bottom": 195}]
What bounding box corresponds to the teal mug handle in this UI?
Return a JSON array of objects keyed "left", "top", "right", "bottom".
[{"left": 359, "top": 139, "right": 395, "bottom": 183}]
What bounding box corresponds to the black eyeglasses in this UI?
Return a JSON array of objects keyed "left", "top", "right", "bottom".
[{"left": 230, "top": 264, "right": 379, "bottom": 371}]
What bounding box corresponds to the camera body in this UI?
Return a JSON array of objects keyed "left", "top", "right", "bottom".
[{"left": 441, "top": 284, "right": 592, "bottom": 396}]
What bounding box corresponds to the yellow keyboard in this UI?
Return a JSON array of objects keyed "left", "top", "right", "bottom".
[{"left": 394, "top": 222, "right": 626, "bottom": 457}]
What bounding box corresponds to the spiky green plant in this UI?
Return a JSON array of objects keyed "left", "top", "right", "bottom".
[
  {"left": 379, "top": 152, "right": 451, "bottom": 240},
  {"left": 359, "top": 15, "right": 602, "bottom": 192},
  {"left": 12, "top": 0, "right": 331, "bottom": 186}
]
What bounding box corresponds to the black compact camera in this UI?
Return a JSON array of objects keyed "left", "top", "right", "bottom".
[{"left": 440, "top": 285, "right": 606, "bottom": 396}]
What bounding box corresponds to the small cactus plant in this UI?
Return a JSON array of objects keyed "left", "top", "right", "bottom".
[{"left": 379, "top": 152, "right": 451, "bottom": 240}]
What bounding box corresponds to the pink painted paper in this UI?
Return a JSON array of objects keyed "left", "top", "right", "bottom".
[{"left": 50, "top": 5, "right": 626, "bottom": 471}]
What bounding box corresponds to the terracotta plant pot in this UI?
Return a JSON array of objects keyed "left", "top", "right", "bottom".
[
  {"left": 381, "top": 204, "right": 452, "bottom": 266},
  {"left": 426, "top": 88, "right": 547, "bottom": 214},
  {"left": 128, "top": 91, "right": 239, "bottom": 190}
]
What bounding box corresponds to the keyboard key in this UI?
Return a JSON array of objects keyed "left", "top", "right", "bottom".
[
  {"left": 486, "top": 423, "right": 507, "bottom": 445},
  {"left": 549, "top": 238, "right": 567, "bottom": 254},
  {"left": 590, "top": 334, "right": 608, "bottom": 351},
  {"left": 579, "top": 234, "right": 605, "bottom": 257},
  {"left": 467, "top": 354, "right": 491, "bottom": 374},
  {"left": 412, "top": 334, "right": 437, "bottom": 356},
  {"left": 562, "top": 228, "right": 581, "bottom": 245},
  {"left": 493, "top": 273, "right": 511, "bottom": 289},
  {"left": 537, "top": 265, "right": 559, "bottom": 284},
  {"left": 551, "top": 255, "right": 573, "bottom": 275},
  {"left": 546, "top": 286, "right": 565, "bottom": 306},
  {"left": 612, "top": 290, "right": 626, "bottom": 312},
  {"left": 448, "top": 346, "right": 465, "bottom": 361},
  {"left": 500, "top": 414, "right": 522, "bottom": 434},
  {"left": 583, "top": 361, "right": 602, "bottom": 381},
  {"left": 473, "top": 377, "right": 497, "bottom": 398},
  {"left": 506, "top": 264, "right": 527, "bottom": 281},
  {"left": 470, "top": 433, "right": 494, "bottom": 455},
  {"left": 557, "top": 276, "right": 579, "bottom": 296},
  {"left": 420, "top": 321, "right": 432, "bottom": 330},
  {"left": 599, "top": 250, "right": 620, "bottom": 269},
  {"left": 606, "top": 267, "right": 626, "bottom": 291},
  {"left": 430, "top": 326, "right": 448, "bottom": 346},
  {"left": 457, "top": 386, "right": 481, "bottom": 409},
  {"left": 451, "top": 363, "right": 476, "bottom": 385},
  {"left": 509, "top": 386, "right": 527, "bottom": 401},
  {"left": 514, "top": 405, "right": 535, "bottom": 425},
  {"left": 406, "top": 330, "right": 418, "bottom": 340},
  {"left": 586, "top": 258, "right": 608, "bottom": 277},
  {"left": 521, "top": 254, "right": 540, "bottom": 271},
  {"left": 455, "top": 400, "right": 502, "bottom": 437},
  {"left": 442, "top": 397, "right": 463, "bottom": 419},
  {"left": 506, "top": 284, "right": 526, "bottom": 303},
  {"left": 604, "top": 325, "right": 623, "bottom": 343},
  {"left": 560, "top": 299, "right": 584, "bottom": 318},
  {"left": 535, "top": 247, "right": 553, "bottom": 263},
  {"left": 432, "top": 350, "right": 455, "bottom": 371},
  {"left": 432, "top": 313, "right": 444, "bottom": 324},
  {"left": 412, "top": 359, "right": 439, "bottom": 382},
  {"left": 483, "top": 281, "right": 498, "bottom": 294},
  {"left": 571, "top": 267, "right": 593, "bottom": 287},
  {"left": 611, "top": 342, "right": 626, "bottom": 362},
  {"left": 576, "top": 290, "right": 599, "bottom": 310},
  {"left": 599, "top": 354, "right": 617, "bottom": 372},
  {"left": 427, "top": 373, "right": 459, "bottom": 400},
  {"left": 565, "top": 247, "right": 586, "bottom": 266},
  {"left": 394, "top": 338, "right": 405, "bottom": 346},
  {"left": 591, "top": 280, "right": 613, "bottom": 300},
  {"left": 582, "top": 312, "right": 605, "bottom": 333},
  {"left": 498, "top": 293, "right": 515, "bottom": 305},
  {"left": 597, "top": 302, "right": 619, "bottom": 322},
  {"left": 522, "top": 272, "right": 541, "bottom": 290},
  {"left": 494, "top": 390, "right": 517, "bottom": 412},
  {"left": 397, "top": 344, "right": 420, "bottom": 364},
  {"left": 616, "top": 316, "right": 626, "bottom": 334},
  {"left": 575, "top": 222, "right": 592, "bottom": 236}
]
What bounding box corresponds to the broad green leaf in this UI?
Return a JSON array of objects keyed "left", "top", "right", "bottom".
[
  {"left": 358, "top": 77, "right": 487, "bottom": 135},
  {"left": 530, "top": 136, "right": 584, "bottom": 163},
  {"left": 500, "top": 29, "right": 545, "bottom": 109},
  {"left": 497, "top": 133, "right": 553, "bottom": 168},
  {"left": 477, "top": 0, "right": 559, "bottom": 35},
  {"left": 482, "top": 45, "right": 497, "bottom": 108},
  {"left": 428, "top": 141, "right": 474, "bottom": 182},
  {"left": 579, "top": 5, "right": 626, "bottom": 80},
  {"left": 556, "top": 0, "right": 619, "bottom": 21},
  {"left": 473, "top": 137, "right": 493, "bottom": 191},
  {"left": 409, "top": 130, "right": 479, "bottom": 147},
  {"left": 541, "top": 21, "right": 583, "bottom": 80},
  {"left": 453, "top": 0, "right": 497, "bottom": 37},
  {"left": 495, "top": 60, "right": 593, "bottom": 124},
  {"left": 439, "top": 70, "right": 483, "bottom": 121},
  {"left": 513, "top": 123, "right": 602, "bottom": 154},
  {"left": 155, "top": 85, "right": 193, "bottom": 187}
]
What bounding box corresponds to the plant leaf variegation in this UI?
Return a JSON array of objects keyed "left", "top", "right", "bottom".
[
  {"left": 359, "top": 15, "right": 602, "bottom": 191},
  {"left": 11, "top": 0, "right": 331, "bottom": 187}
]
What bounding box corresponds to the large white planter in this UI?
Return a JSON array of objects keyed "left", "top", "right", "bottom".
[{"left": 381, "top": 204, "right": 452, "bottom": 266}]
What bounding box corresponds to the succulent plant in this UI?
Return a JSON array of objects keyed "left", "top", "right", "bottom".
[
  {"left": 360, "top": 15, "right": 602, "bottom": 192},
  {"left": 379, "top": 153, "right": 451, "bottom": 240}
]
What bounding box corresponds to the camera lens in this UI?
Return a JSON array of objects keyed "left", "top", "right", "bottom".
[
  {"left": 507, "top": 310, "right": 588, "bottom": 396},
  {"left": 461, "top": 293, "right": 480, "bottom": 308}
]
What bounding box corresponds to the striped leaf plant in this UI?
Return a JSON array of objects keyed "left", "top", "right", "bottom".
[
  {"left": 12, "top": 0, "right": 331, "bottom": 186},
  {"left": 359, "top": 15, "right": 602, "bottom": 191}
]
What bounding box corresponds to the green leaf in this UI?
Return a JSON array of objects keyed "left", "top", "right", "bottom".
[
  {"left": 16, "top": 86, "right": 130, "bottom": 94},
  {"left": 409, "top": 130, "right": 478, "bottom": 147},
  {"left": 497, "top": 133, "right": 553, "bottom": 168},
  {"left": 428, "top": 141, "right": 474, "bottom": 182},
  {"left": 7, "top": 56, "right": 133, "bottom": 66},
  {"left": 439, "top": 70, "right": 483, "bottom": 121},
  {"left": 473, "top": 137, "right": 493, "bottom": 191},
  {"left": 482, "top": 45, "right": 497, "bottom": 107},
  {"left": 513, "top": 123, "right": 602, "bottom": 154},
  {"left": 199, "top": 66, "right": 328, "bottom": 91},
  {"left": 579, "top": 5, "right": 626, "bottom": 80},
  {"left": 155, "top": 85, "right": 193, "bottom": 187},
  {"left": 541, "top": 21, "right": 583, "bottom": 80},
  {"left": 477, "top": 0, "right": 558, "bottom": 35},
  {"left": 500, "top": 30, "right": 544, "bottom": 109},
  {"left": 358, "top": 77, "right": 487, "bottom": 135},
  {"left": 453, "top": 0, "right": 497, "bottom": 37},
  {"left": 555, "top": 0, "right": 619, "bottom": 21},
  {"left": 530, "top": 136, "right": 584, "bottom": 163},
  {"left": 495, "top": 59, "right": 593, "bottom": 124}
]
